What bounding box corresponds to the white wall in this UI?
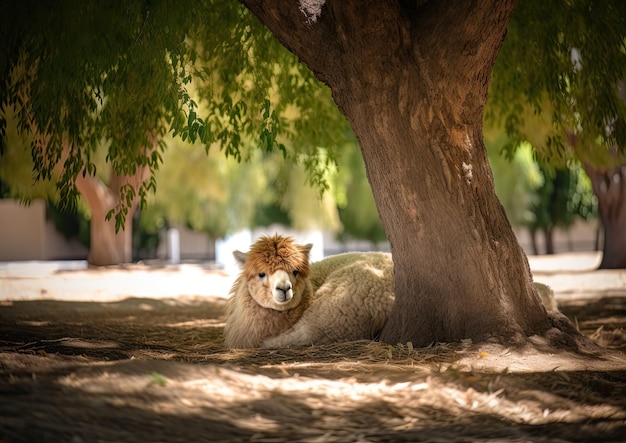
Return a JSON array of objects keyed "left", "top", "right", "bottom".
[{"left": 0, "top": 199, "right": 88, "bottom": 261}]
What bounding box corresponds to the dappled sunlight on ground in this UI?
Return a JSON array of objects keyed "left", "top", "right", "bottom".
[{"left": 1, "top": 253, "right": 625, "bottom": 441}]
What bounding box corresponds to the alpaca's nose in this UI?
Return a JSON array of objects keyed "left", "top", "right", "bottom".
[
  {"left": 274, "top": 281, "right": 293, "bottom": 303},
  {"left": 277, "top": 281, "right": 292, "bottom": 292}
]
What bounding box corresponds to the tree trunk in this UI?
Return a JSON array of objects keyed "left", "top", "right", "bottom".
[
  {"left": 584, "top": 163, "right": 626, "bottom": 269},
  {"left": 75, "top": 172, "right": 137, "bottom": 266},
  {"left": 242, "top": 0, "right": 552, "bottom": 345}
]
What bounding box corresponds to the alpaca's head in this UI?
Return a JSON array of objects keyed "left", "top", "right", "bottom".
[{"left": 233, "top": 235, "right": 313, "bottom": 311}]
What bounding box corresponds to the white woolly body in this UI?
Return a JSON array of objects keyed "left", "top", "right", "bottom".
[{"left": 224, "top": 251, "right": 395, "bottom": 349}]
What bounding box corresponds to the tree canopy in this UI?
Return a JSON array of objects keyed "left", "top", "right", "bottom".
[{"left": 0, "top": 0, "right": 350, "bottom": 226}]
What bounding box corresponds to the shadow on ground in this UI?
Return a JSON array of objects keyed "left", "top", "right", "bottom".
[{"left": 1, "top": 291, "right": 626, "bottom": 442}]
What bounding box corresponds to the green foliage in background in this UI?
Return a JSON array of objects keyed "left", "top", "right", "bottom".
[
  {"left": 46, "top": 202, "right": 91, "bottom": 248},
  {"left": 139, "top": 135, "right": 341, "bottom": 241},
  {"left": 485, "top": 127, "right": 597, "bottom": 241},
  {"left": 527, "top": 163, "right": 597, "bottom": 233},
  {"left": 486, "top": 0, "right": 626, "bottom": 166}
]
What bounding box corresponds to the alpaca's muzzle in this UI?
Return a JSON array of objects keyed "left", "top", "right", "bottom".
[{"left": 272, "top": 271, "right": 294, "bottom": 304}]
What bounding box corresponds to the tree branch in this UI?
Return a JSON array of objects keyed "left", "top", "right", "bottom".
[{"left": 239, "top": 0, "right": 336, "bottom": 84}]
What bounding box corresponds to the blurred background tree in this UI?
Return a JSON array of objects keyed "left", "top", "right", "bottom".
[
  {"left": 486, "top": 0, "right": 626, "bottom": 268},
  {"left": 524, "top": 163, "right": 597, "bottom": 255}
]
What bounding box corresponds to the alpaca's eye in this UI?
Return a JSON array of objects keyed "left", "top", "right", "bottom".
[
  {"left": 258, "top": 272, "right": 266, "bottom": 279},
  {"left": 292, "top": 270, "right": 299, "bottom": 277}
]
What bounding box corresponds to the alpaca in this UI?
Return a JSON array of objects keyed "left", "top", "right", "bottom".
[
  {"left": 223, "top": 234, "right": 315, "bottom": 348},
  {"left": 223, "top": 234, "right": 395, "bottom": 348},
  {"left": 534, "top": 282, "right": 559, "bottom": 311}
]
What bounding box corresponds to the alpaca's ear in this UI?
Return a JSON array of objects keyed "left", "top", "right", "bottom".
[
  {"left": 233, "top": 250, "right": 248, "bottom": 267},
  {"left": 300, "top": 243, "right": 313, "bottom": 259}
]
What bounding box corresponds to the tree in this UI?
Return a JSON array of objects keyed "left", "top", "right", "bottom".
[
  {"left": 241, "top": 0, "right": 555, "bottom": 345},
  {"left": 1, "top": 102, "right": 157, "bottom": 265},
  {"left": 487, "top": 0, "right": 626, "bottom": 268},
  {"left": 525, "top": 163, "right": 596, "bottom": 255},
  {"left": 0, "top": 0, "right": 347, "bottom": 265},
  {"left": 583, "top": 162, "right": 626, "bottom": 268}
]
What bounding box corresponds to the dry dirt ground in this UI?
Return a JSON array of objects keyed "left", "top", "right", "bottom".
[{"left": 1, "top": 252, "right": 626, "bottom": 442}]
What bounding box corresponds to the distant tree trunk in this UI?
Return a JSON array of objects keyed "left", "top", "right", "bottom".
[
  {"left": 584, "top": 162, "right": 626, "bottom": 269},
  {"left": 242, "top": 0, "right": 552, "bottom": 345},
  {"left": 544, "top": 225, "right": 555, "bottom": 255},
  {"left": 75, "top": 172, "right": 137, "bottom": 266},
  {"left": 528, "top": 229, "right": 539, "bottom": 255}
]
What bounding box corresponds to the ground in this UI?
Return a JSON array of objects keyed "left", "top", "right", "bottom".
[{"left": 1, "top": 252, "right": 625, "bottom": 442}]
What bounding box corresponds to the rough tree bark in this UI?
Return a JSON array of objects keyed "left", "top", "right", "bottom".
[
  {"left": 241, "top": 0, "right": 553, "bottom": 345},
  {"left": 584, "top": 162, "right": 626, "bottom": 269}
]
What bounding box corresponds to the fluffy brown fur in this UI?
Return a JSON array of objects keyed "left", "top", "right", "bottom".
[
  {"left": 224, "top": 235, "right": 314, "bottom": 348},
  {"left": 242, "top": 235, "right": 311, "bottom": 281}
]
